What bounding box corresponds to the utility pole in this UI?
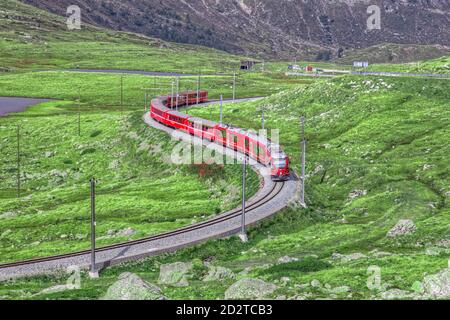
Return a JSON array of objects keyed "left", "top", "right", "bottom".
[
  {"left": 77, "top": 88, "right": 81, "bottom": 136},
  {"left": 176, "top": 77, "right": 180, "bottom": 111},
  {"left": 16, "top": 125, "right": 20, "bottom": 198},
  {"left": 89, "top": 177, "right": 99, "bottom": 278},
  {"left": 197, "top": 74, "right": 200, "bottom": 105},
  {"left": 220, "top": 94, "right": 223, "bottom": 125},
  {"left": 171, "top": 79, "right": 175, "bottom": 108},
  {"left": 240, "top": 156, "right": 248, "bottom": 243},
  {"left": 300, "top": 116, "right": 307, "bottom": 207},
  {"left": 144, "top": 92, "right": 147, "bottom": 112},
  {"left": 262, "top": 109, "right": 265, "bottom": 130},
  {"left": 120, "top": 75, "right": 124, "bottom": 115},
  {"left": 232, "top": 72, "right": 236, "bottom": 103}
]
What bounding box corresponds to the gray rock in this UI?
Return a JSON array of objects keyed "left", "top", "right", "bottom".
[
  {"left": 0, "top": 212, "right": 17, "bottom": 220},
  {"left": 158, "top": 262, "right": 193, "bottom": 287},
  {"left": 369, "top": 249, "right": 393, "bottom": 258},
  {"left": 328, "top": 286, "right": 351, "bottom": 294},
  {"left": 203, "top": 266, "right": 236, "bottom": 282},
  {"left": 1, "top": 229, "right": 12, "bottom": 238},
  {"left": 380, "top": 289, "right": 416, "bottom": 300},
  {"left": 311, "top": 279, "right": 322, "bottom": 288},
  {"left": 332, "top": 252, "right": 367, "bottom": 263},
  {"left": 387, "top": 220, "right": 417, "bottom": 238},
  {"left": 277, "top": 256, "right": 299, "bottom": 264},
  {"left": 116, "top": 228, "right": 136, "bottom": 237},
  {"left": 348, "top": 189, "right": 367, "bottom": 201},
  {"left": 39, "top": 285, "right": 71, "bottom": 295},
  {"left": 109, "top": 160, "right": 120, "bottom": 169},
  {"left": 422, "top": 269, "right": 450, "bottom": 299},
  {"left": 225, "top": 278, "right": 277, "bottom": 300},
  {"left": 102, "top": 273, "right": 166, "bottom": 300}
]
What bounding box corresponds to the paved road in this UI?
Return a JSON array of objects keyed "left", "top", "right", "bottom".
[
  {"left": 0, "top": 112, "right": 299, "bottom": 281},
  {"left": 351, "top": 71, "right": 450, "bottom": 79},
  {"left": 0, "top": 97, "right": 51, "bottom": 117},
  {"left": 51, "top": 69, "right": 195, "bottom": 77},
  {"left": 286, "top": 71, "right": 450, "bottom": 79}
]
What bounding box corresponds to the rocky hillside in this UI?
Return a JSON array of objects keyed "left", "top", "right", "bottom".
[{"left": 20, "top": 0, "right": 450, "bottom": 60}]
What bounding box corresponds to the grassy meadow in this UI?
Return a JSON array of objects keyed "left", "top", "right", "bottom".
[{"left": 1, "top": 75, "right": 448, "bottom": 300}]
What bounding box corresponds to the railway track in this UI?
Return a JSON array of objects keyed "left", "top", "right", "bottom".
[
  {"left": 0, "top": 106, "right": 298, "bottom": 281},
  {"left": 0, "top": 181, "right": 285, "bottom": 271}
]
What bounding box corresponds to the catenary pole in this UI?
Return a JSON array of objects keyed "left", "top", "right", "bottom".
[
  {"left": 176, "top": 77, "right": 179, "bottom": 111},
  {"left": 233, "top": 72, "right": 236, "bottom": 103},
  {"left": 301, "top": 116, "right": 306, "bottom": 207},
  {"left": 16, "top": 125, "right": 20, "bottom": 198},
  {"left": 220, "top": 94, "right": 223, "bottom": 125},
  {"left": 90, "top": 177, "right": 98, "bottom": 278},
  {"left": 120, "top": 75, "right": 124, "bottom": 115},
  {"left": 240, "top": 156, "right": 248, "bottom": 242},
  {"left": 197, "top": 74, "right": 200, "bottom": 105},
  {"left": 78, "top": 88, "right": 81, "bottom": 136}
]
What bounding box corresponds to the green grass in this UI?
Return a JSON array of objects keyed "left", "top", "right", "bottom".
[
  {"left": 0, "top": 71, "right": 313, "bottom": 110},
  {"left": 366, "top": 56, "right": 450, "bottom": 75},
  {"left": 0, "top": 102, "right": 260, "bottom": 263},
  {"left": 0, "top": 0, "right": 244, "bottom": 74},
  {"left": 2, "top": 75, "right": 448, "bottom": 300}
]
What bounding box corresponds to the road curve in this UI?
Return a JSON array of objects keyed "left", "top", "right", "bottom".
[{"left": 0, "top": 112, "right": 299, "bottom": 281}]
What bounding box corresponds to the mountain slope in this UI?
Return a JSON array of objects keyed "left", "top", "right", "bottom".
[
  {"left": 20, "top": 0, "right": 450, "bottom": 59},
  {"left": 0, "top": 0, "right": 243, "bottom": 73}
]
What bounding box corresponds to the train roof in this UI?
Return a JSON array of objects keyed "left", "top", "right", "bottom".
[
  {"left": 168, "top": 110, "right": 190, "bottom": 119},
  {"left": 188, "top": 117, "right": 217, "bottom": 128}
]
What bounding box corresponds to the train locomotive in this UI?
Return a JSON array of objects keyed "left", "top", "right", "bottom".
[{"left": 150, "top": 91, "right": 290, "bottom": 181}]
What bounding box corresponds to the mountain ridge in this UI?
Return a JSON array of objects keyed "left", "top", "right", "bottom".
[{"left": 20, "top": 0, "right": 450, "bottom": 60}]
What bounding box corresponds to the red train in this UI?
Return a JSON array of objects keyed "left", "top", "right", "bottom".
[{"left": 150, "top": 91, "right": 290, "bottom": 181}]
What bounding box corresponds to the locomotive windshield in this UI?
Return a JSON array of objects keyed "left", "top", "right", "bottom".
[{"left": 272, "top": 154, "right": 287, "bottom": 169}]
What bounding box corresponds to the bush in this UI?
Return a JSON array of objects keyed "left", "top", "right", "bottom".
[
  {"left": 262, "top": 257, "right": 332, "bottom": 276},
  {"left": 90, "top": 130, "right": 102, "bottom": 138}
]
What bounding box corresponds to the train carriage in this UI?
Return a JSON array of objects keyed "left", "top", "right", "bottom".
[{"left": 149, "top": 91, "right": 290, "bottom": 181}]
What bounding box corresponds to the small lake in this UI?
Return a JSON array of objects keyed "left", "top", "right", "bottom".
[{"left": 0, "top": 97, "right": 51, "bottom": 117}]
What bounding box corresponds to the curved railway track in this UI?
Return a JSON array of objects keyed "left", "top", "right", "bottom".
[
  {"left": 0, "top": 182, "right": 284, "bottom": 270},
  {"left": 0, "top": 101, "right": 299, "bottom": 281}
]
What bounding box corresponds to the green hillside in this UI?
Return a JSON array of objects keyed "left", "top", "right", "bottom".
[
  {"left": 2, "top": 75, "right": 448, "bottom": 300},
  {"left": 0, "top": 0, "right": 242, "bottom": 73}
]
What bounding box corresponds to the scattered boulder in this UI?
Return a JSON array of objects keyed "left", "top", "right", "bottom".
[
  {"left": 45, "top": 151, "right": 55, "bottom": 158},
  {"left": 0, "top": 212, "right": 17, "bottom": 220},
  {"left": 278, "top": 256, "right": 299, "bottom": 264},
  {"left": 445, "top": 191, "right": 450, "bottom": 198},
  {"left": 38, "top": 285, "right": 72, "bottom": 295},
  {"left": 387, "top": 220, "right": 417, "bottom": 238},
  {"left": 102, "top": 273, "right": 166, "bottom": 300},
  {"left": 369, "top": 249, "right": 393, "bottom": 258},
  {"left": 380, "top": 289, "right": 416, "bottom": 300},
  {"left": 116, "top": 228, "right": 136, "bottom": 237},
  {"left": 225, "top": 278, "right": 277, "bottom": 300},
  {"left": 158, "top": 262, "right": 193, "bottom": 287},
  {"left": 311, "top": 279, "right": 322, "bottom": 288},
  {"left": 1, "top": 229, "right": 12, "bottom": 238},
  {"left": 203, "top": 266, "right": 236, "bottom": 282},
  {"left": 109, "top": 160, "right": 120, "bottom": 170},
  {"left": 328, "top": 286, "right": 351, "bottom": 294},
  {"left": 348, "top": 189, "right": 367, "bottom": 201},
  {"left": 422, "top": 268, "right": 450, "bottom": 299},
  {"left": 332, "top": 252, "right": 367, "bottom": 263}
]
